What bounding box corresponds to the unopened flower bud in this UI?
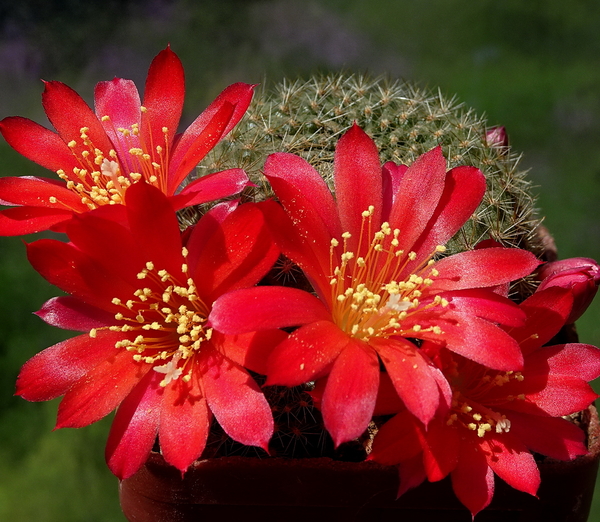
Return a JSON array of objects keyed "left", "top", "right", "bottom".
[
  {"left": 537, "top": 257, "right": 600, "bottom": 323},
  {"left": 485, "top": 126, "right": 509, "bottom": 149}
]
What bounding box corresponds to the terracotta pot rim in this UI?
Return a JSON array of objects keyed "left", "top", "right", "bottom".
[{"left": 120, "top": 404, "right": 600, "bottom": 521}]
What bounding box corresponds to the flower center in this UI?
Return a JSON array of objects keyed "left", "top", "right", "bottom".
[
  {"left": 446, "top": 369, "right": 525, "bottom": 438},
  {"left": 329, "top": 206, "right": 447, "bottom": 341},
  {"left": 55, "top": 108, "right": 170, "bottom": 210},
  {"left": 89, "top": 247, "right": 211, "bottom": 387}
]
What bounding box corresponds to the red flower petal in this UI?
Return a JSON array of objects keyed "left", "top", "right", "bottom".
[
  {"left": 441, "top": 289, "right": 526, "bottom": 327},
  {"left": 321, "top": 339, "right": 380, "bottom": 446},
  {"left": 170, "top": 168, "right": 250, "bottom": 210},
  {"left": 27, "top": 238, "right": 136, "bottom": 310},
  {"left": 388, "top": 146, "right": 447, "bottom": 254},
  {"left": 159, "top": 359, "right": 212, "bottom": 473},
  {"left": 410, "top": 165, "right": 486, "bottom": 263},
  {"left": 200, "top": 347, "right": 272, "bottom": 451},
  {"left": 205, "top": 83, "right": 255, "bottom": 137},
  {"left": 183, "top": 200, "right": 239, "bottom": 263},
  {"left": 169, "top": 82, "right": 254, "bottom": 191},
  {"left": 481, "top": 433, "right": 540, "bottom": 497},
  {"left": 0, "top": 116, "right": 79, "bottom": 173},
  {"left": 210, "top": 329, "right": 288, "bottom": 375},
  {"left": 368, "top": 409, "right": 424, "bottom": 465},
  {"left": 42, "top": 80, "right": 113, "bottom": 156},
  {"left": 507, "top": 411, "right": 587, "bottom": 461},
  {"left": 333, "top": 124, "right": 382, "bottom": 245},
  {"left": 259, "top": 199, "right": 332, "bottom": 299},
  {"left": 15, "top": 330, "right": 125, "bottom": 401},
  {"left": 105, "top": 370, "right": 162, "bottom": 479},
  {"left": 381, "top": 161, "right": 407, "bottom": 220},
  {"left": 451, "top": 439, "right": 495, "bottom": 517},
  {"left": 264, "top": 152, "right": 341, "bottom": 278},
  {"left": 397, "top": 455, "right": 427, "bottom": 497},
  {"left": 416, "top": 312, "right": 524, "bottom": 370},
  {"left": 430, "top": 247, "right": 540, "bottom": 291},
  {"left": 525, "top": 343, "right": 600, "bottom": 382},
  {"left": 372, "top": 372, "right": 405, "bottom": 416},
  {"left": 210, "top": 286, "right": 330, "bottom": 334},
  {"left": 266, "top": 320, "right": 351, "bottom": 387},
  {"left": 124, "top": 181, "right": 184, "bottom": 278},
  {"left": 520, "top": 374, "right": 598, "bottom": 416},
  {"left": 141, "top": 46, "right": 184, "bottom": 156},
  {"left": 66, "top": 211, "right": 146, "bottom": 285},
  {"left": 190, "top": 202, "right": 279, "bottom": 302},
  {"left": 422, "top": 418, "right": 459, "bottom": 482},
  {"left": 35, "top": 296, "right": 115, "bottom": 331},
  {"left": 0, "top": 206, "right": 73, "bottom": 236},
  {"left": 507, "top": 286, "right": 573, "bottom": 356},
  {"left": 0, "top": 175, "right": 86, "bottom": 209},
  {"left": 94, "top": 78, "right": 141, "bottom": 150},
  {"left": 56, "top": 350, "right": 150, "bottom": 429},
  {"left": 374, "top": 337, "right": 441, "bottom": 425}
]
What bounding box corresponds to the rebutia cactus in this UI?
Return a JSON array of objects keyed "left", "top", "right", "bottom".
[
  {"left": 194, "top": 74, "right": 546, "bottom": 458},
  {"left": 200, "top": 73, "right": 542, "bottom": 268}
]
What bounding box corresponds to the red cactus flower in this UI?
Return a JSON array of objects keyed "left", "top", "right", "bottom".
[
  {"left": 537, "top": 257, "right": 600, "bottom": 323},
  {"left": 210, "top": 124, "right": 540, "bottom": 447},
  {"left": 0, "top": 46, "right": 254, "bottom": 235},
  {"left": 16, "top": 181, "right": 282, "bottom": 479},
  {"left": 369, "top": 286, "right": 600, "bottom": 517}
]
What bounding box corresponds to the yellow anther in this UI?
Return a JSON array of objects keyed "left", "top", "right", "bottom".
[{"left": 477, "top": 424, "right": 492, "bottom": 437}]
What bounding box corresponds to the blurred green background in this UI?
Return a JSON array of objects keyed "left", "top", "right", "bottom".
[{"left": 1, "top": 0, "right": 599, "bottom": 520}]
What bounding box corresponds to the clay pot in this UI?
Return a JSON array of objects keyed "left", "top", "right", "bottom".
[{"left": 119, "top": 404, "right": 599, "bottom": 522}]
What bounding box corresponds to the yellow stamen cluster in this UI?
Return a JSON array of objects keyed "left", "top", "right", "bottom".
[
  {"left": 447, "top": 393, "right": 512, "bottom": 438},
  {"left": 447, "top": 368, "right": 526, "bottom": 438},
  {"left": 329, "top": 206, "right": 447, "bottom": 341},
  {"left": 91, "top": 249, "right": 211, "bottom": 387},
  {"left": 55, "top": 116, "right": 170, "bottom": 210}
]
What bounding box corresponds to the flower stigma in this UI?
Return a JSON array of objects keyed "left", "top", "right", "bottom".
[
  {"left": 90, "top": 248, "right": 211, "bottom": 387},
  {"left": 329, "top": 206, "right": 448, "bottom": 341}
]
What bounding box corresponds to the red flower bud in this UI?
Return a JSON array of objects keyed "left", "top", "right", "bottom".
[
  {"left": 485, "top": 126, "right": 509, "bottom": 148},
  {"left": 537, "top": 257, "right": 600, "bottom": 323}
]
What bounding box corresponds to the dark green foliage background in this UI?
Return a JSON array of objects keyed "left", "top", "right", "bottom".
[{"left": 1, "top": 1, "right": 599, "bottom": 519}]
